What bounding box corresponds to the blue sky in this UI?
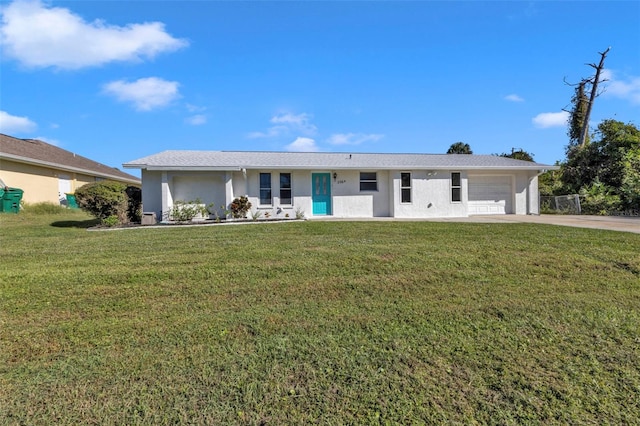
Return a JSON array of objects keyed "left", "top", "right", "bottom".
[{"left": 1, "top": 0, "right": 639, "bottom": 177}]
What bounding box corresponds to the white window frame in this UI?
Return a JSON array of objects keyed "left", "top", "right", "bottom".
[
  {"left": 259, "top": 172, "right": 272, "bottom": 206},
  {"left": 360, "top": 171, "right": 378, "bottom": 192},
  {"left": 400, "top": 172, "right": 412, "bottom": 204},
  {"left": 451, "top": 172, "right": 462, "bottom": 203},
  {"left": 279, "top": 172, "right": 292, "bottom": 206}
]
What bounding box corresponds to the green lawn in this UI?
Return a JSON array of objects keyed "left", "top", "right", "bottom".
[{"left": 1, "top": 210, "right": 639, "bottom": 424}]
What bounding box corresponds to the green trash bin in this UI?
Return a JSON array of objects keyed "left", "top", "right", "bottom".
[
  {"left": 0, "top": 187, "right": 4, "bottom": 212},
  {"left": 65, "top": 193, "right": 79, "bottom": 209},
  {"left": 2, "top": 188, "right": 24, "bottom": 213}
]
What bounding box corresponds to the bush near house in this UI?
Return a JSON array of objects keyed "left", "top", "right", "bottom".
[
  {"left": 230, "top": 195, "right": 251, "bottom": 218},
  {"left": 75, "top": 180, "right": 141, "bottom": 225},
  {"left": 169, "top": 199, "right": 208, "bottom": 222}
]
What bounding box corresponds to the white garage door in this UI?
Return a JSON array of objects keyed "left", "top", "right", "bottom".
[{"left": 468, "top": 175, "right": 512, "bottom": 215}]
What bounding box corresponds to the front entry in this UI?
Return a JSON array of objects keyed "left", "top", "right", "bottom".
[{"left": 312, "top": 173, "right": 331, "bottom": 215}]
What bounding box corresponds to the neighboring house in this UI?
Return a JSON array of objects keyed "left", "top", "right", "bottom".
[
  {"left": 123, "top": 150, "right": 559, "bottom": 221},
  {"left": 0, "top": 133, "right": 140, "bottom": 205}
]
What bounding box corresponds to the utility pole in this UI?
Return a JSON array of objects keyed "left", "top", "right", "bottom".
[{"left": 578, "top": 47, "right": 610, "bottom": 148}]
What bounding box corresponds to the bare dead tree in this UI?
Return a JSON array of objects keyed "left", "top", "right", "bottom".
[
  {"left": 563, "top": 80, "right": 589, "bottom": 149},
  {"left": 578, "top": 47, "right": 611, "bottom": 147}
]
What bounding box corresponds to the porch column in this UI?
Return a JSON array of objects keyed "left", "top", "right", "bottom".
[
  {"left": 528, "top": 174, "right": 540, "bottom": 215},
  {"left": 224, "top": 171, "right": 234, "bottom": 208},
  {"left": 161, "top": 171, "right": 171, "bottom": 220}
]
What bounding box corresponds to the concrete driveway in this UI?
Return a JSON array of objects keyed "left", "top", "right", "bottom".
[
  {"left": 315, "top": 215, "right": 640, "bottom": 234},
  {"left": 447, "top": 214, "right": 640, "bottom": 234},
  {"left": 310, "top": 214, "right": 640, "bottom": 234}
]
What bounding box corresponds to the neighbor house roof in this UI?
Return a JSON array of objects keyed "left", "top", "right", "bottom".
[
  {"left": 124, "top": 150, "right": 558, "bottom": 171},
  {"left": 0, "top": 133, "right": 140, "bottom": 184}
]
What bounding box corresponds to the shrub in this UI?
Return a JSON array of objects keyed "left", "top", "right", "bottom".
[
  {"left": 75, "top": 181, "right": 140, "bottom": 224},
  {"left": 230, "top": 196, "right": 251, "bottom": 219},
  {"left": 102, "top": 215, "right": 119, "bottom": 227},
  {"left": 170, "top": 199, "right": 208, "bottom": 222},
  {"left": 126, "top": 186, "right": 142, "bottom": 223},
  {"left": 207, "top": 203, "right": 229, "bottom": 222},
  {"left": 579, "top": 180, "right": 622, "bottom": 215}
]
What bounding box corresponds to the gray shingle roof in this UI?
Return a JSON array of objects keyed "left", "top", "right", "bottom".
[
  {"left": 0, "top": 133, "right": 141, "bottom": 184},
  {"left": 124, "top": 150, "right": 558, "bottom": 171}
]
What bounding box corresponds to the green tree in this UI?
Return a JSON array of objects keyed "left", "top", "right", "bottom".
[
  {"left": 538, "top": 167, "right": 565, "bottom": 196},
  {"left": 620, "top": 148, "right": 640, "bottom": 210},
  {"left": 498, "top": 149, "right": 535, "bottom": 162},
  {"left": 562, "top": 120, "right": 640, "bottom": 211},
  {"left": 446, "top": 142, "right": 473, "bottom": 154}
]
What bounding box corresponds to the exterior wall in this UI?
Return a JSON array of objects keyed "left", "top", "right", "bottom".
[
  {"left": 140, "top": 170, "right": 163, "bottom": 218},
  {"left": 0, "top": 159, "right": 106, "bottom": 204},
  {"left": 245, "top": 170, "right": 310, "bottom": 218},
  {"left": 391, "top": 170, "right": 469, "bottom": 218},
  {"left": 514, "top": 173, "right": 529, "bottom": 215},
  {"left": 142, "top": 170, "right": 228, "bottom": 220},
  {"left": 243, "top": 169, "right": 391, "bottom": 218},
  {"left": 527, "top": 173, "right": 540, "bottom": 215},
  {"left": 231, "top": 171, "right": 247, "bottom": 202},
  {"left": 140, "top": 168, "right": 543, "bottom": 221},
  {"left": 331, "top": 170, "right": 390, "bottom": 217}
]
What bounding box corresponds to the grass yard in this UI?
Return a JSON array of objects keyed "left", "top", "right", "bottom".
[{"left": 1, "top": 210, "right": 639, "bottom": 424}]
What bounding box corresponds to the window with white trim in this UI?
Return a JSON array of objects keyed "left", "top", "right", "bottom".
[
  {"left": 280, "top": 173, "right": 292, "bottom": 205},
  {"left": 451, "top": 172, "right": 461, "bottom": 202},
  {"left": 259, "top": 173, "right": 272, "bottom": 205},
  {"left": 360, "top": 172, "right": 378, "bottom": 191},
  {"left": 401, "top": 172, "right": 411, "bottom": 203}
]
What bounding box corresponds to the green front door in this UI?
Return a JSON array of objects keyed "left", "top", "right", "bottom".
[{"left": 312, "top": 173, "right": 331, "bottom": 215}]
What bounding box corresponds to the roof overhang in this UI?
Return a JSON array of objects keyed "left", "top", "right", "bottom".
[
  {"left": 124, "top": 164, "right": 560, "bottom": 172},
  {"left": 123, "top": 165, "right": 243, "bottom": 171},
  {"left": 1, "top": 152, "right": 141, "bottom": 184}
]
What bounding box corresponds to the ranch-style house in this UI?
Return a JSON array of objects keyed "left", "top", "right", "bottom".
[{"left": 123, "top": 150, "right": 558, "bottom": 221}]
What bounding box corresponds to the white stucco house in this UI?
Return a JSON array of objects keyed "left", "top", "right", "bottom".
[{"left": 123, "top": 151, "right": 558, "bottom": 221}]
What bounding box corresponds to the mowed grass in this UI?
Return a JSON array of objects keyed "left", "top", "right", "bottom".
[{"left": 1, "top": 210, "right": 639, "bottom": 424}]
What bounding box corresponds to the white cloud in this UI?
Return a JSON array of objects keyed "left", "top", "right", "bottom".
[
  {"left": 247, "top": 125, "right": 288, "bottom": 139},
  {"left": 249, "top": 112, "right": 317, "bottom": 139},
  {"left": 285, "top": 137, "right": 318, "bottom": 152},
  {"left": 327, "top": 132, "right": 384, "bottom": 145},
  {"left": 272, "top": 112, "right": 318, "bottom": 135},
  {"left": 0, "top": 0, "right": 187, "bottom": 70},
  {"left": 0, "top": 110, "right": 37, "bottom": 133},
  {"left": 103, "top": 77, "right": 180, "bottom": 111},
  {"left": 532, "top": 111, "right": 569, "bottom": 128},
  {"left": 185, "top": 114, "right": 206, "bottom": 125},
  {"left": 504, "top": 94, "right": 524, "bottom": 102},
  {"left": 602, "top": 70, "right": 640, "bottom": 105}
]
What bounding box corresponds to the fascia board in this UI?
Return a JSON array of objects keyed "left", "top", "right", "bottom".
[
  {"left": 122, "top": 164, "right": 560, "bottom": 172},
  {"left": 125, "top": 165, "right": 243, "bottom": 172},
  {"left": 1, "top": 152, "right": 140, "bottom": 184}
]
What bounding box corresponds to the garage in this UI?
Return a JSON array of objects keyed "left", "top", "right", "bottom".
[{"left": 468, "top": 175, "right": 513, "bottom": 215}]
